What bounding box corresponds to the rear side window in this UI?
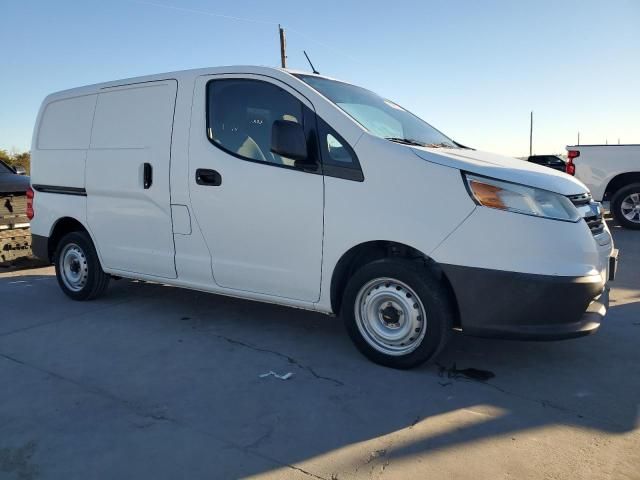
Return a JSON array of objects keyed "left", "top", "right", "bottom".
[
  {"left": 207, "top": 79, "right": 305, "bottom": 167},
  {"left": 530, "top": 155, "right": 565, "bottom": 167},
  {"left": 37, "top": 95, "right": 96, "bottom": 150},
  {"left": 548, "top": 157, "right": 565, "bottom": 166},
  {"left": 0, "top": 161, "right": 13, "bottom": 174}
]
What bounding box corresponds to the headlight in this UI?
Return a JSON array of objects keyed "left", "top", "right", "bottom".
[{"left": 464, "top": 173, "right": 581, "bottom": 222}]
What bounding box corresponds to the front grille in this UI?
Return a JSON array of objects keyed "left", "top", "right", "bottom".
[
  {"left": 567, "top": 192, "right": 591, "bottom": 206},
  {"left": 568, "top": 193, "right": 605, "bottom": 235},
  {"left": 585, "top": 215, "right": 605, "bottom": 235}
]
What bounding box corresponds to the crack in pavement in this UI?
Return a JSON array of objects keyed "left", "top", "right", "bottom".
[
  {"left": 0, "top": 352, "right": 328, "bottom": 480},
  {"left": 243, "top": 425, "right": 275, "bottom": 450},
  {"left": 214, "top": 334, "right": 345, "bottom": 387}
]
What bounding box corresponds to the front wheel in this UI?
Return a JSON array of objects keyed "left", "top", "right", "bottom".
[
  {"left": 611, "top": 183, "right": 640, "bottom": 230},
  {"left": 342, "top": 258, "right": 454, "bottom": 369},
  {"left": 54, "top": 231, "right": 110, "bottom": 300}
]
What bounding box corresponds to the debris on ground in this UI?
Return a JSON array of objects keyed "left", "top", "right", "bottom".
[{"left": 259, "top": 371, "right": 294, "bottom": 380}]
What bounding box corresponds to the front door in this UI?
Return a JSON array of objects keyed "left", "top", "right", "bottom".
[{"left": 188, "top": 74, "right": 323, "bottom": 302}]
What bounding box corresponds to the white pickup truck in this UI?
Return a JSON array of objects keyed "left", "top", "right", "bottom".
[{"left": 566, "top": 144, "right": 640, "bottom": 229}]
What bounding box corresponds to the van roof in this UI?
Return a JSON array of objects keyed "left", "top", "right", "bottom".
[{"left": 43, "top": 65, "right": 342, "bottom": 102}]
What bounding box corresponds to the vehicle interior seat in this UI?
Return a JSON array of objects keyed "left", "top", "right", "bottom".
[
  {"left": 237, "top": 136, "right": 266, "bottom": 162},
  {"left": 275, "top": 114, "right": 300, "bottom": 166},
  {"left": 211, "top": 102, "right": 267, "bottom": 162},
  {"left": 245, "top": 108, "right": 275, "bottom": 164}
]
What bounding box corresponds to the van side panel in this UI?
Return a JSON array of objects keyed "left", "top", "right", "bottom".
[
  {"left": 85, "top": 80, "right": 178, "bottom": 278},
  {"left": 37, "top": 95, "right": 96, "bottom": 150},
  {"left": 31, "top": 94, "right": 97, "bottom": 191},
  {"left": 168, "top": 76, "right": 215, "bottom": 285},
  {"left": 30, "top": 94, "right": 97, "bottom": 243}
]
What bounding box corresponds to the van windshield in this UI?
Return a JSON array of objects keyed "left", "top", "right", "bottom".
[{"left": 295, "top": 74, "right": 458, "bottom": 148}]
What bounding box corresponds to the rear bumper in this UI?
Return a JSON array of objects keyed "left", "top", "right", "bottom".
[
  {"left": 31, "top": 234, "right": 49, "bottom": 262},
  {"left": 442, "top": 264, "right": 608, "bottom": 340}
]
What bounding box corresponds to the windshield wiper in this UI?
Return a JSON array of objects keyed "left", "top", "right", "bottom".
[
  {"left": 384, "top": 137, "right": 427, "bottom": 146},
  {"left": 423, "top": 142, "right": 455, "bottom": 148},
  {"left": 385, "top": 138, "right": 457, "bottom": 148}
]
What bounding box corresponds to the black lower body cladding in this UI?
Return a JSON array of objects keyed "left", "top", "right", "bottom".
[
  {"left": 31, "top": 234, "right": 49, "bottom": 262},
  {"left": 442, "top": 264, "right": 606, "bottom": 340}
]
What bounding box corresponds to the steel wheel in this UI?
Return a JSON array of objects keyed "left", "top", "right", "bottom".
[
  {"left": 354, "top": 277, "right": 427, "bottom": 356},
  {"left": 59, "top": 243, "right": 89, "bottom": 292},
  {"left": 620, "top": 193, "right": 640, "bottom": 223}
]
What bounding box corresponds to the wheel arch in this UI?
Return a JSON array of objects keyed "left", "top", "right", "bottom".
[
  {"left": 329, "top": 240, "right": 461, "bottom": 327},
  {"left": 47, "top": 216, "right": 92, "bottom": 262},
  {"left": 604, "top": 172, "right": 640, "bottom": 200}
]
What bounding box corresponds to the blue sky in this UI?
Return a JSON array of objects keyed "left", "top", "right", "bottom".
[{"left": 2, "top": 0, "right": 638, "bottom": 156}]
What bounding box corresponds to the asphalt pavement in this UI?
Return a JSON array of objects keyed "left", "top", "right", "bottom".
[{"left": 1, "top": 224, "right": 638, "bottom": 479}]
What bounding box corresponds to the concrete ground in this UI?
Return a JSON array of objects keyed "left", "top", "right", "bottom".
[{"left": 1, "top": 225, "right": 638, "bottom": 480}]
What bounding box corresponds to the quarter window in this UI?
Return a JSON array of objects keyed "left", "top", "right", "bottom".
[
  {"left": 317, "top": 116, "right": 363, "bottom": 181},
  {"left": 207, "top": 79, "right": 305, "bottom": 167},
  {"left": 326, "top": 134, "right": 353, "bottom": 164}
]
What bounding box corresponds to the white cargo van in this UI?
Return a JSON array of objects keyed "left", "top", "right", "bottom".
[{"left": 29, "top": 66, "right": 617, "bottom": 368}]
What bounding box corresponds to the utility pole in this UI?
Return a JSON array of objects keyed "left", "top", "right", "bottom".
[
  {"left": 278, "top": 24, "right": 287, "bottom": 68},
  {"left": 529, "top": 111, "right": 533, "bottom": 156}
]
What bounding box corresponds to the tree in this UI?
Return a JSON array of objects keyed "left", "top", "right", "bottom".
[
  {"left": 11, "top": 152, "right": 31, "bottom": 174},
  {"left": 0, "top": 149, "right": 11, "bottom": 164},
  {"left": 0, "top": 149, "right": 31, "bottom": 174}
]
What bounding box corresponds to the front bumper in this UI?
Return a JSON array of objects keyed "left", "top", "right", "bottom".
[{"left": 442, "top": 264, "right": 609, "bottom": 340}]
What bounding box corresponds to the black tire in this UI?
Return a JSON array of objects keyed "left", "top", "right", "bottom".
[
  {"left": 611, "top": 183, "right": 640, "bottom": 230},
  {"left": 54, "top": 231, "right": 110, "bottom": 300},
  {"left": 342, "top": 258, "right": 453, "bottom": 369}
]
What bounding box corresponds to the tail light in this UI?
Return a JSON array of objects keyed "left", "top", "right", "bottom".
[
  {"left": 566, "top": 159, "right": 575, "bottom": 176},
  {"left": 566, "top": 150, "right": 579, "bottom": 176},
  {"left": 26, "top": 186, "right": 34, "bottom": 220}
]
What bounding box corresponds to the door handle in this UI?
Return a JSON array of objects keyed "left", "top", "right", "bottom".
[
  {"left": 143, "top": 163, "right": 153, "bottom": 189},
  {"left": 196, "top": 168, "right": 222, "bottom": 186}
]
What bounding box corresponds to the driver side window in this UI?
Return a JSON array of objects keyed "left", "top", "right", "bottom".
[{"left": 206, "top": 79, "right": 304, "bottom": 167}]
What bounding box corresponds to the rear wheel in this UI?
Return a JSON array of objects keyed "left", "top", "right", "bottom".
[
  {"left": 611, "top": 183, "right": 640, "bottom": 230},
  {"left": 54, "top": 231, "right": 110, "bottom": 300},
  {"left": 342, "top": 258, "right": 453, "bottom": 369}
]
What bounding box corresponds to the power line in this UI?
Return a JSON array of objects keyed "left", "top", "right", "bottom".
[
  {"left": 131, "top": 0, "right": 277, "bottom": 26},
  {"left": 127, "top": 0, "right": 364, "bottom": 66}
]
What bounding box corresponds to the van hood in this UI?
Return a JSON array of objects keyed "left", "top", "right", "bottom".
[{"left": 411, "top": 147, "right": 588, "bottom": 196}]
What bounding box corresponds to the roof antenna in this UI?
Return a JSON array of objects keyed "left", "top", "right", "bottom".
[{"left": 303, "top": 50, "right": 320, "bottom": 74}]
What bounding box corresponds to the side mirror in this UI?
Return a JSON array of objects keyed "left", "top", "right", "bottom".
[
  {"left": 271, "top": 120, "right": 310, "bottom": 164},
  {"left": 14, "top": 166, "right": 26, "bottom": 175}
]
